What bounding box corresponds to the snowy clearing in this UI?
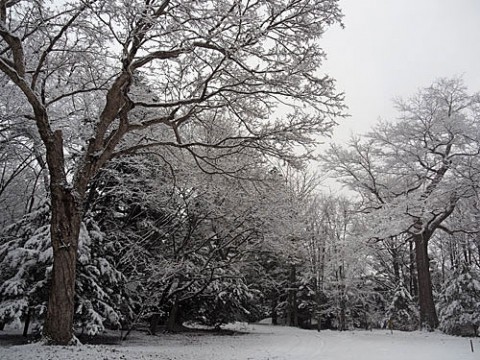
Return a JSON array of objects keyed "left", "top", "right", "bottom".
[{"left": 1, "top": 324, "right": 478, "bottom": 360}]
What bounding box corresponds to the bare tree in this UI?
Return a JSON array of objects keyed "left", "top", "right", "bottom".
[{"left": 323, "top": 77, "right": 480, "bottom": 329}]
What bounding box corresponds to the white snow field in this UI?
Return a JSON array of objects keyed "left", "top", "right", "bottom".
[{"left": 0, "top": 324, "right": 478, "bottom": 360}]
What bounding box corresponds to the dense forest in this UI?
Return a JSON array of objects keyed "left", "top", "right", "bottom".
[{"left": 0, "top": 0, "right": 479, "bottom": 346}]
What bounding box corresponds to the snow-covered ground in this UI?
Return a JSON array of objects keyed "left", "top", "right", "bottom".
[{"left": 0, "top": 324, "right": 478, "bottom": 360}]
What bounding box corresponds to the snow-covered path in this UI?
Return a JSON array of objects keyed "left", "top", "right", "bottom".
[{"left": 1, "top": 324, "right": 478, "bottom": 360}]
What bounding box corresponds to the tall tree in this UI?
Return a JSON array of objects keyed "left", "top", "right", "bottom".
[
  {"left": 0, "top": 0, "right": 344, "bottom": 343},
  {"left": 323, "top": 77, "right": 480, "bottom": 329}
]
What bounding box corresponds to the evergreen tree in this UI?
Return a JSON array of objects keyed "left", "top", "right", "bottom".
[
  {"left": 438, "top": 266, "right": 480, "bottom": 336},
  {"left": 75, "top": 215, "right": 133, "bottom": 336},
  {"left": 0, "top": 203, "right": 132, "bottom": 336},
  {"left": 0, "top": 202, "right": 51, "bottom": 333},
  {"left": 385, "top": 283, "right": 418, "bottom": 331}
]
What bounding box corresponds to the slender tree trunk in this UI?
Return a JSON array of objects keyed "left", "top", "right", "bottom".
[
  {"left": 449, "top": 238, "right": 457, "bottom": 270},
  {"left": 339, "top": 297, "right": 346, "bottom": 331},
  {"left": 23, "top": 307, "right": 31, "bottom": 337},
  {"left": 314, "top": 282, "right": 321, "bottom": 332},
  {"left": 286, "top": 264, "right": 298, "bottom": 327},
  {"left": 271, "top": 296, "right": 278, "bottom": 325},
  {"left": 409, "top": 240, "right": 417, "bottom": 297},
  {"left": 414, "top": 233, "right": 438, "bottom": 330},
  {"left": 392, "top": 246, "right": 400, "bottom": 285}
]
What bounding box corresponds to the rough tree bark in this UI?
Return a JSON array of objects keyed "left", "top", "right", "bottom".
[
  {"left": 411, "top": 196, "right": 455, "bottom": 330},
  {"left": 413, "top": 232, "right": 438, "bottom": 330},
  {"left": 41, "top": 131, "right": 86, "bottom": 344},
  {"left": 43, "top": 186, "right": 82, "bottom": 343}
]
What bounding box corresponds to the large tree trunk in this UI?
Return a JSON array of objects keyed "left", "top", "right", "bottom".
[
  {"left": 43, "top": 184, "right": 82, "bottom": 344},
  {"left": 414, "top": 233, "right": 438, "bottom": 330},
  {"left": 43, "top": 130, "right": 84, "bottom": 345}
]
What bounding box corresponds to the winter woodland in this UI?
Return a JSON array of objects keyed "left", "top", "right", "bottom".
[{"left": 0, "top": 0, "right": 479, "bottom": 354}]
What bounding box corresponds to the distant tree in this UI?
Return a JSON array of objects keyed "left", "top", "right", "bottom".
[
  {"left": 0, "top": 112, "right": 48, "bottom": 228},
  {"left": 0, "top": 0, "right": 344, "bottom": 344},
  {"left": 323, "top": 77, "right": 480, "bottom": 329},
  {"left": 433, "top": 199, "right": 480, "bottom": 277},
  {"left": 300, "top": 194, "right": 382, "bottom": 330}
]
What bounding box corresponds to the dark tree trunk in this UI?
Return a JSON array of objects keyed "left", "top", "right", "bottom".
[
  {"left": 23, "top": 307, "right": 31, "bottom": 337},
  {"left": 392, "top": 246, "right": 400, "bottom": 285},
  {"left": 43, "top": 184, "right": 82, "bottom": 344},
  {"left": 314, "top": 291, "right": 320, "bottom": 332},
  {"left": 409, "top": 240, "right": 418, "bottom": 297},
  {"left": 43, "top": 130, "right": 84, "bottom": 345},
  {"left": 414, "top": 233, "right": 438, "bottom": 330},
  {"left": 165, "top": 300, "right": 181, "bottom": 332},
  {"left": 339, "top": 298, "right": 346, "bottom": 331},
  {"left": 149, "top": 313, "right": 161, "bottom": 335},
  {"left": 286, "top": 264, "right": 298, "bottom": 327},
  {"left": 271, "top": 296, "right": 278, "bottom": 325},
  {"left": 0, "top": 321, "right": 5, "bottom": 331}
]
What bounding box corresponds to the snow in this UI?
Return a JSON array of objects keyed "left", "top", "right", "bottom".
[{"left": 0, "top": 324, "right": 478, "bottom": 360}]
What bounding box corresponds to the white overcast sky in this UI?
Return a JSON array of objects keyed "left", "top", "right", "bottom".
[{"left": 320, "top": 0, "right": 480, "bottom": 142}]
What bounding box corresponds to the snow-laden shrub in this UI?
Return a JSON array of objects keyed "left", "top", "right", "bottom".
[
  {"left": 183, "top": 277, "right": 259, "bottom": 329},
  {"left": 0, "top": 203, "right": 132, "bottom": 336},
  {"left": 438, "top": 266, "right": 480, "bottom": 336},
  {"left": 384, "top": 284, "right": 418, "bottom": 331}
]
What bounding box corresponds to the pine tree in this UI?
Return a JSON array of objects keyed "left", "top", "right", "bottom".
[
  {"left": 75, "top": 215, "right": 133, "bottom": 336},
  {"left": 0, "top": 203, "right": 132, "bottom": 336},
  {"left": 0, "top": 202, "right": 51, "bottom": 334},
  {"left": 385, "top": 283, "right": 418, "bottom": 331},
  {"left": 438, "top": 266, "right": 480, "bottom": 336}
]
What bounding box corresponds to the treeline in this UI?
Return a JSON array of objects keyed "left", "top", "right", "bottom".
[{"left": 2, "top": 78, "right": 480, "bottom": 339}]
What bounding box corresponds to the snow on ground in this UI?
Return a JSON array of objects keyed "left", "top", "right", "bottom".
[{"left": 0, "top": 324, "right": 478, "bottom": 360}]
